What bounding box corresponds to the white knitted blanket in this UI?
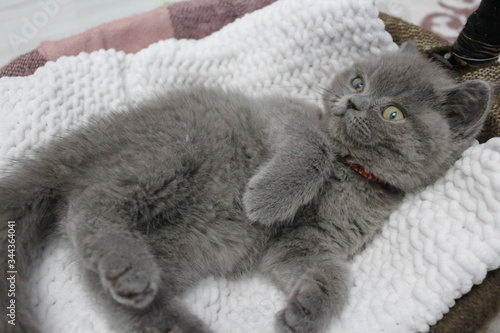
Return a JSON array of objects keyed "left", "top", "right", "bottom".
[{"left": 0, "top": 0, "right": 499, "bottom": 332}]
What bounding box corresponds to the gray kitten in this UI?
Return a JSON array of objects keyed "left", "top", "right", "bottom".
[{"left": 0, "top": 42, "right": 492, "bottom": 333}]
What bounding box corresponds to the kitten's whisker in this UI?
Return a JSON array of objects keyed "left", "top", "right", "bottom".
[
  {"left": 297, "top": 97, "right": 322, "bottom": 102},
  {"left": 271, "top": 84, "right": 330, "bottom": 100},
  {"left": 299, "top": 78, "right": 337, "bottom": 96}
]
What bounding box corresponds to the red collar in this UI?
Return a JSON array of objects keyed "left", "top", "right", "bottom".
[{"left": 343, "top": 156, "right": 387, "bottom": 184}]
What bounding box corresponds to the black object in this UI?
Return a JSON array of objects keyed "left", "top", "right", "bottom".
[{"left": 450, "top": 0, "right": 500, "bottom": 66}]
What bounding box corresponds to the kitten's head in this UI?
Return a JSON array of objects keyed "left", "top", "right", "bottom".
[{"left": 323, "top": 41, "right": 493, "bottom": 192}]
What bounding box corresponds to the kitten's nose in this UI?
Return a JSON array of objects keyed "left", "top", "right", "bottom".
[{"left": 347, "top": 96, "right": 370, "bottom": 111}]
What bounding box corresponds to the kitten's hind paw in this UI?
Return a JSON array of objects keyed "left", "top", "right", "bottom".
[
  {"left": 275, "top": 277, "right": 333, "bottom": 333},
  {"left": 98, "top": 250, "right": 160, "bottom": 309}
]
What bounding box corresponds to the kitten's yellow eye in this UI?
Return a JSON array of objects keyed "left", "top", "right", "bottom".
[
  {"left": 351, "top": 77, "right": 364, "bottom": 92},
  {"left": 382, "top": 106, "right": 405, "bottom": 121}
]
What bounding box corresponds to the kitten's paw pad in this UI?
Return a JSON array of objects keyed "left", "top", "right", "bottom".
[
  {"left": 275, "top": 281, "right": 328, "bottom": 333},
  {"left": 98, "top": 253, "right": 160, "bottom": 308}
]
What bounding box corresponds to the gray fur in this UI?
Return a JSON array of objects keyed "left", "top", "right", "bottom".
[{"left": 0, "top": 44, "right": 492, "bottom": 333}]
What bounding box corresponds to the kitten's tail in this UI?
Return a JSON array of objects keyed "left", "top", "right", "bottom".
[{"left": 0, "top": 157, "right": 64, "bottom": 333}]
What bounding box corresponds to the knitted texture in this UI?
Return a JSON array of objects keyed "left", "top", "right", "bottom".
[
  {"left": 0, "top": 1, "right": 499, "bottom": 333},
  {"left": 0, "top": 50, "right": 47, "bottom": 78}
]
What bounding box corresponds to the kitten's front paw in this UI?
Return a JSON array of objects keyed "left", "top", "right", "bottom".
[
  {"left": 98, "top": 250, "right": 160, "bottom": 308},
  {"left": 275, "top": 279, "right": 330, "bottom": 333},
  {"left": 243, "top": 182, "right": 275, "bottom": 226},
  {"left": 243, "top": 171, "right": 297, "bottom": 226}
]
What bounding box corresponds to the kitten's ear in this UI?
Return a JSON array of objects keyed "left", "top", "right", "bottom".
[
  {"left": 399, "top": 41, "right": 419, "bottom": 54},
  {"left": 443, "top": 80, "right": 492, "bottom": 138}
]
